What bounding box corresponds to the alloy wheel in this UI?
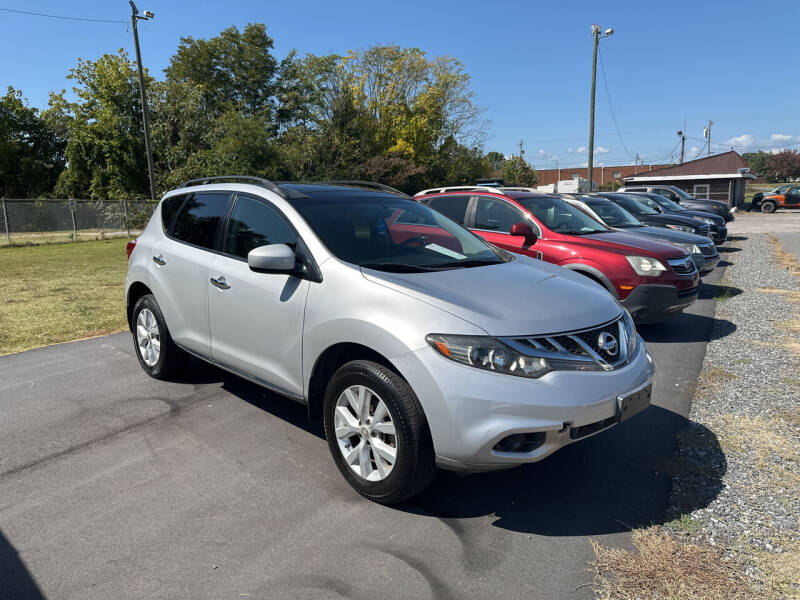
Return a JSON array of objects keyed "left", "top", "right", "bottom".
[
  {"left": 136, "top": 308, "right": 161, "bottom": 367},
  {"left": 334, "top": 385, "right": 397, "bottom": 481}
]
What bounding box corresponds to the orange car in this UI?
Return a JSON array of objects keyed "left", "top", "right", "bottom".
[{"left": 753, "top": 185, "right": 800, "bottom": 213}]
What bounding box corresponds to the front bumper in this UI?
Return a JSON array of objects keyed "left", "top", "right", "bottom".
[
  {"left": 699, "top": 252, "right": 720, "bottom": 275},
  {"left": 620, "top": 283, "right": 698, "bottom": 324},
  {"left": 391, "top": 339, "right": 656, "bottom": 471},
  {"left": 711, "top": 226, "right": 727, "bottom": 243}
]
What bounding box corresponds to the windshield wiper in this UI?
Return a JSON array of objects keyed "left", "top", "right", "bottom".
[
  {"left": 557, "top": 229, "right": 606, "bottom": 236},
  {"left": 432, "top": 259, "right": 503, "bottom": 269},
  {"left": 360, "top": 262, "right": 438, "bottom": 273}
]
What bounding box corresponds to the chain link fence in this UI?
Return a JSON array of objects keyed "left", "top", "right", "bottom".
[{"left": 0, "top": 199, "right": 157, "bottom": 247}]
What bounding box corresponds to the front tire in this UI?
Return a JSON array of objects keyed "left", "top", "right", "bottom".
[
  {"left": 323, "top": 360, "right": 437, "bottom": 504},
  {"left": 761, "top": 201, "right": 777, "bottom": 214},
  {"left": 132, "top": 294, "right": 186, "bottom": 380}
]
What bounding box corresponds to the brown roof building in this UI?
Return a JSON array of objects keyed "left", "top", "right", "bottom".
[
  {"left": 621, "top": 151, "right": 756, "bottom": 207},
  {"left": 535, "top": 163, "right": 666, "bottom": 187}
]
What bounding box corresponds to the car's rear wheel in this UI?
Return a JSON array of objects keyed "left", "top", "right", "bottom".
[
  {"left": 323, "top": 360, "right": 437, "bottom": 504},
  {"left": 761, "top": 201, "right": 777, "bottom": 214},
  {"left": 132, "top": 294, "right": 186, "bottom": 379}
]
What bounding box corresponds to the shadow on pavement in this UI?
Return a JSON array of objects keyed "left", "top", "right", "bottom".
[
  {"left": 638, "top": 313, "right": 736, "bottom": 343},
  {"left": 402, "top": 406, "right": 725, "bottom": 536},
  {"left": 727, "top": 235, "right": 748, "bottom": 242},
  {"left": 0, "top": 532, "right": 44, "bottom": 600},
  {"left": 717, "top": 246, "right": 741, "bottom": 253},
  {"left": 698, "top": 282, "right": 743, "bottom": 301}
]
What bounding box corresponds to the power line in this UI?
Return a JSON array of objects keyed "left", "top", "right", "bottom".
[
  {"left": 597, "top": 49, "right": 634, "bottom": 159},
  {"left": 0, "top": 7, "right": 127, "bottom": 24}
]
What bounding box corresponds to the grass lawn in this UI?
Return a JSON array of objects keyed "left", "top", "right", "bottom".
[{"left": 0, "top": 238, "right": 131, "bottom": 355}]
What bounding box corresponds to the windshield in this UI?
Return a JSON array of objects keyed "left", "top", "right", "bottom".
[
  {"left": 292, "top": 196, "right": 508, "bottom": 272},
  {"left": 584, "top": 200, "right": 643, "bottom": 228},
  {"left": 611, "top": 194, "right": 661, "bottom": 216},
  {"left": 649, "top": 194, "right": 686, "bottom": 212},
  {"left": 671, "top": 187, "right": 695, "bottom": 201},
  {"left": 517, "top": 196, "right": 609, "bottom": 235}
]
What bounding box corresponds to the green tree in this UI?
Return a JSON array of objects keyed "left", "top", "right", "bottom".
[
  {"left": 741, "top": 151, "right": 769, "bottom": 175},
  {"left": 765, "top": 150, "right": 800, "bottom": 181},
  {"left": 0, "top": 87, "right": 65, "bottom": 197},
  {"left": 501, "top": 156, "right": 538, "bottom": 186},
  {"left": 53, "top": 51, "right": 151, "bottom": 199}
]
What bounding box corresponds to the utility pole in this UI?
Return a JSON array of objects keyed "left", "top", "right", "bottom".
[
  {"left": 634, "top": 152, "right": 640, "bottom": 174},
  {"left": 587, "top": 24, "right": 614, "bottom": 192},
  {"left": 518, "top": 140, "right": 525, "bottom": 159},
  {"left": 677, "top": 129, "right": 686, "bottom": 163},
  {"left": 703, "top": 120, "right": 713, "bottom": 158},
  {"left": 130, "top": 1, "right": 157, "bottom": 202}
]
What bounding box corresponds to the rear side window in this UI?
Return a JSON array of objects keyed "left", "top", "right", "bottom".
[
  {"left": 426, "top": 195, "right": 470, "bottom": 224},
  {"left": 161, "top": 194, "right": 186, "bottom": 231},
  {"left": 171, "top": 192, "right": 230, "bottom": 250},
  {"left": 224, "top": 195, "right": 297, "bottom": 259}
]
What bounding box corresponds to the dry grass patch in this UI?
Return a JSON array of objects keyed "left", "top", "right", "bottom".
[
  {"left": 756, "top": 288, "right": 800, "bottom": 302},
  {"left": 714, "top": 413, "right": 800, "bottom": 466},
  {"left": 768, "top": 235, "right": 800, "bottom": 277},
  {"left": 697, "top": 365, "right": 737, "bottom": 390},
  {"left": 591, "top": 527, "right": 751, "bottom": 600},
  {"left": 752, "top": 539, "right": 800, "bottom": 599}
]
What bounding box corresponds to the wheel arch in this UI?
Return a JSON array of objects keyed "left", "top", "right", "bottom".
[
  {"left": 127, "top": 281, "right": 153, "bottom": 330},
  {"left": 306, "top": 342, "right": 398, "bottom": 423},
  {"left": 562, "top": 264, "right": 618, "bottom": 298}
]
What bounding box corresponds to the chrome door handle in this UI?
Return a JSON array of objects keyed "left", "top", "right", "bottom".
[
  {"left": 210, "top": 276, "right": 230, "bottom": 290},
  {"left": 152, "top": 255, "right": 166, "bottom": 266}
]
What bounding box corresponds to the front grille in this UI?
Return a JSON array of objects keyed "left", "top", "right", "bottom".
[
  {"left": 678, "top": 285, "right": 699, "bottom": 298},
  {"left": 668, "top": 256, "right": 696, "bottom": 275},
  {"left": 502, "top": 315, "right": 631, "bottom": 371},
  {"left": 696, "top": 225, "right": 710, "bottom": 237},
  {"left": 698, "top": 243, "right": 717, "bottom": 257}
]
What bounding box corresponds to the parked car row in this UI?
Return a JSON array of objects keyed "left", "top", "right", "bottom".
[{"left": 125, "top": 176, "right": 724, "bottom": 505}]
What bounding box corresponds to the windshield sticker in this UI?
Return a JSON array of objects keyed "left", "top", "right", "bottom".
[{"left": 425, "top": 243, "right": 466, "bottom": 260}]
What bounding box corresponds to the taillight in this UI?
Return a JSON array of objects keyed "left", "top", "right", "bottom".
[{"left": 126, "top": 239, "right": 137, "bottom": 260}]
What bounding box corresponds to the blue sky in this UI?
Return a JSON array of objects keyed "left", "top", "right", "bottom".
[{"left": 2, "top": 0, "right": 798, "bottom": 169}]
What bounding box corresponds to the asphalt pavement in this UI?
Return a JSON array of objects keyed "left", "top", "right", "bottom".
[{"left": 0, "top": 266, "right": 728, "bottom": 600}]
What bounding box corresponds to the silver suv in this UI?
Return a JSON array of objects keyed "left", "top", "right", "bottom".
[{"left": 125, "top": 177, "right": 656, "bottom": 503}]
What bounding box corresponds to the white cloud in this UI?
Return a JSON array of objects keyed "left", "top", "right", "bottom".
[
  {"left": 725, "top": 134, "right": 755, "bottom": 148},
  {"left": 536, "top": 149, "right": 558, "bottom": 161},
  {"left": 565, "top": 148, "right": 574, "bottom": 154},
  {"left": 689, "top": 146, "right": 699, "bottom": 154},
  {"left": 771, "top": 133, "right": 793, "bottom": 142},
  {"left": 576, "top": 146, "right": 609, "bottom": 154}
]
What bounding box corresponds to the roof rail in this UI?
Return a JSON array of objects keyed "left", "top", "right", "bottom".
[
  {"left": 321, "top": 180, "right": 410, "bottom": 197},
  {"left": 179, "top": 175, "right": 308, "bottom": 200},
  {"left": 499, "top": 186, "right": 540, "bottom": 193},
  {"left": 414, "top": 185, "right": 504, "bottom": 197}
]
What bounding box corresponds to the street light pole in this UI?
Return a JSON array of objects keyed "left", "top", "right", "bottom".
[
  {"left": 587, "top": 24, "right": 613, "bottom": 192},
  {"left": 129, "top": 1, "right": 157, "bottom": 202}
]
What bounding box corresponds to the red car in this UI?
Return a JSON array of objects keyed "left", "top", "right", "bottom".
[{"left": 415, "top": 186, "right": 699, "bottom": 324}]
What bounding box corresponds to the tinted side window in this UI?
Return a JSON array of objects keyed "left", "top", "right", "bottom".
[
  {"left": 161, "top": 194, "right": 186, "bottom": 232},
  {"left": 474, "top": 197, "right": 524, "bottom": 233},
  {"left": 426, "top": 195, "right": 470, "bottom": 224},
  {"left": 224, "top": 195, "right": 297, "bottom": 259},
  {"left": 655, "top": 188, "right": 679, "bottom": 201},
  {"left": 172, "top": 192, "right": 230, "bottom": 250}
]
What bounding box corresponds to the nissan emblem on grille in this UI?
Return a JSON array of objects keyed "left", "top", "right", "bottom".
[{"left": 597, "top": 332, "right": 618, "bottom": 356}]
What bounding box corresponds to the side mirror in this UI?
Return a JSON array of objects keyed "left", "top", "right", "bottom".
[
  {"left": 510, "top": 222, "right": 537, "bottom": 244},
  {"left": 247, "top": 244, "right": 296, "bottom": 273}
]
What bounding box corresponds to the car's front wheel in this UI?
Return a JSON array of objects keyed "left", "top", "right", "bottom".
[
  {"left": 132, "top": 294, "right": 186, "bottom": 379},
  {"left": 323, "top": 360, "right": 437, "bottom": 504},
  {"left": 761, "top": 201, "right": 777, "bottom": 213}
]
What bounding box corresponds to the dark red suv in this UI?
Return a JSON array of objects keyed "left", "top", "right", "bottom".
[{"left": 415, "top": 186, "right": 699, "bottom": 324}]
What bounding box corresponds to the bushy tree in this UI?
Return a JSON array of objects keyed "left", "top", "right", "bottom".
[
  {"left": 765, "top": 150, "right": 800, "bottom": 181},
  {"left": 741, "top": 151, "right": 769, "bottom": 176},
  {"left": 500, "top": 156, "right": 538, "bottom": 186},
  {"left": 0, "top": 87, "right": 65, "bottom": 197}
]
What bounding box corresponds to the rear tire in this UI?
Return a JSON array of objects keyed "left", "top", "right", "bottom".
[
  {"left": 131, "top": 294, "right": 187, "bottom": 380},
  {"left": 761, "top": 201, "right": 777, "bottom": 214},
  {"left": 323, "top": 360, "right": 437, "bottom": 504}
]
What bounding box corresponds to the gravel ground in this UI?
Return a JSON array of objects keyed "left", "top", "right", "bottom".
[{"left": 666, "top": 233, "right": 800, "bottom": 597}]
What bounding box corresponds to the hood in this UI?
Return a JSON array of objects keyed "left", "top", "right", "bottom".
[
  {"left": 641, "top": 213, "right": 705, "bottom": 229},
  {"left": 566, "top": 230, "right": 690, "bottom": 258},
  {"left": 613, "top": 225, "right": 709, "bottom": 245},
  {"left": 677, "top": 209, "right": 724, "bottom": 225},
  {"left": 360, "top": 256, "right": 621, "bottom": 336},
  {"left": 685, "top": 199, "right": 730, "bottom": 213}
]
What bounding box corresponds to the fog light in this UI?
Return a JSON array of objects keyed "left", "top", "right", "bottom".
[{"left": 494, "top": 432, "right": 547, "bottom": 453}]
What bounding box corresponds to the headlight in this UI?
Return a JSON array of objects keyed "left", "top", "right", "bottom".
[
  {"left": 683, "top": 243, "right": 701, "bottom": 254},
  {"left": 665, "top": 224, "right": 694, "bottom": 233},
  {"left": 426, "top": 334, "right": 552, "bottom": 378},
  {"left": 621, "top": 308, "right": 638, "bottom": 356},
  {"left": 626, "top": 255, "right": 667, "bottom": 276},
  {"left": 699, "top": 217, "right": 714, "bottom": 225}
]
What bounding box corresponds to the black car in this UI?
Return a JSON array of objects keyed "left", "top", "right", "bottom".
[
  {"left": 618, "top": 185, "right": 734, "bottom": 222},
  {"left": 589, "top": 193, "right": 713, "bottom": 238},
  {"left": 627, "top": 192, "right": 727, "bottom": 244}
]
